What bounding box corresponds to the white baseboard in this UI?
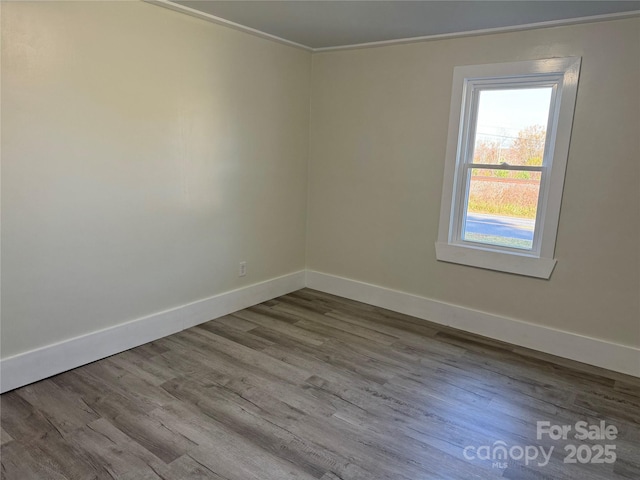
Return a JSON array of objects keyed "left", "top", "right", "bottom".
[
  {"left": 306, "top": 270, "right": 640, "bottom": 378},
  {"left": 0, "top": 271, "right": 305, "bottom": 393},
  {"left": 3, "top": 268, "right": 637, "bottom": 393}
]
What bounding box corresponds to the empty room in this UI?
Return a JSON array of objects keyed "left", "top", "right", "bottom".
[{"left": 1, "top": 1, "right": 639, "bottom": 479}]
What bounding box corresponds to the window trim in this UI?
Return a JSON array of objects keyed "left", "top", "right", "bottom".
[{"left": 436, "top": 57, "right": 581, "bottom": 279}]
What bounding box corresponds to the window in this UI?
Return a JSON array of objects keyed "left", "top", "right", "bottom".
[{"left": 436, "top": 57, "right": 581, "bottom": 278}]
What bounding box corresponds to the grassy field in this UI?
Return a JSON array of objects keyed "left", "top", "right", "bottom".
[{"left": 467, "top": 175, "right": 540, "bottom": 219}]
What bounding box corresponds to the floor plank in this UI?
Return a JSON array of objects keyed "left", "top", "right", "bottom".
[{"left": 2, "top": 288, "right": 639, "bottom": 479}]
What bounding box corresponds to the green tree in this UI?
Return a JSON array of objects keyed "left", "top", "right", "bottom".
[
  {"left": 473, "top": 138, "right": 503, "bottom": 165},
  {"left": 509, "top": 125, "right": 546, "bottom": 166}
]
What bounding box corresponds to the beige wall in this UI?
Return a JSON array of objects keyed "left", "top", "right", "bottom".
[
  {"left": 307, "top": 19, "right": 640, "bottom": 347},
  {"left": 1, "top": 1, "right": 311, "bottom": 358},
  {"left": 2, "top": 3, "right": 638, "bottom": 363}
]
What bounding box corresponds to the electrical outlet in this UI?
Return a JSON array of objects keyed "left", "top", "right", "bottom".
[{"left": 239, "top": 261, "right": 247, "bottom": 277}]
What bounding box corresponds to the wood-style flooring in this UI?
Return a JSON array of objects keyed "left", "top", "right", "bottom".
[{"left": 2, "top": 288, "right": 639, "bottom": 479}]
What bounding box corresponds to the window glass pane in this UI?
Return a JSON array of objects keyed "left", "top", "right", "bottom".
[
  {"left": 463, "top": 169, "right": 541, "bottom": 250},
  {"left": 472, "top": 88, "right": 552, "bottom": 166}
]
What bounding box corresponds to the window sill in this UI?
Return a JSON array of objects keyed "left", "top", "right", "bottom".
[{"left": 435, "top": 242, "right": 556, "bottom": 279}]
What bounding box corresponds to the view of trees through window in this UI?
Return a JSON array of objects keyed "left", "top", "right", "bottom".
[
  {"left": 469, "top": 124, "right": 546, "bottom": 219},
  {"left": 462, "top": 87, "right": 551, "bottom": 250},
  {"left": 473, "top": 124, "right": 546, "bottom": 167}
]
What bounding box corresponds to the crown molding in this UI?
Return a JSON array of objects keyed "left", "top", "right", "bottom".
[
  {"left": 144, "top": 0, "right": 313, "bottom": 51},
  {"left": 145, "top": 2, "right": 640, "bottom": 54},
  {"left": 314, "top": 10, "right": 640, "bottom": 52}
]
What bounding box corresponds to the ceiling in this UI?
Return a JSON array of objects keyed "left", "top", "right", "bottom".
[{"left": 166, "top": 1, "right": 640, "bottom": 50}]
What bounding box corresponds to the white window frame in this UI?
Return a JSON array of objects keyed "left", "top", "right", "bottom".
[{"left": 436, "top": 57, "right": 581, "bottom": 279}]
